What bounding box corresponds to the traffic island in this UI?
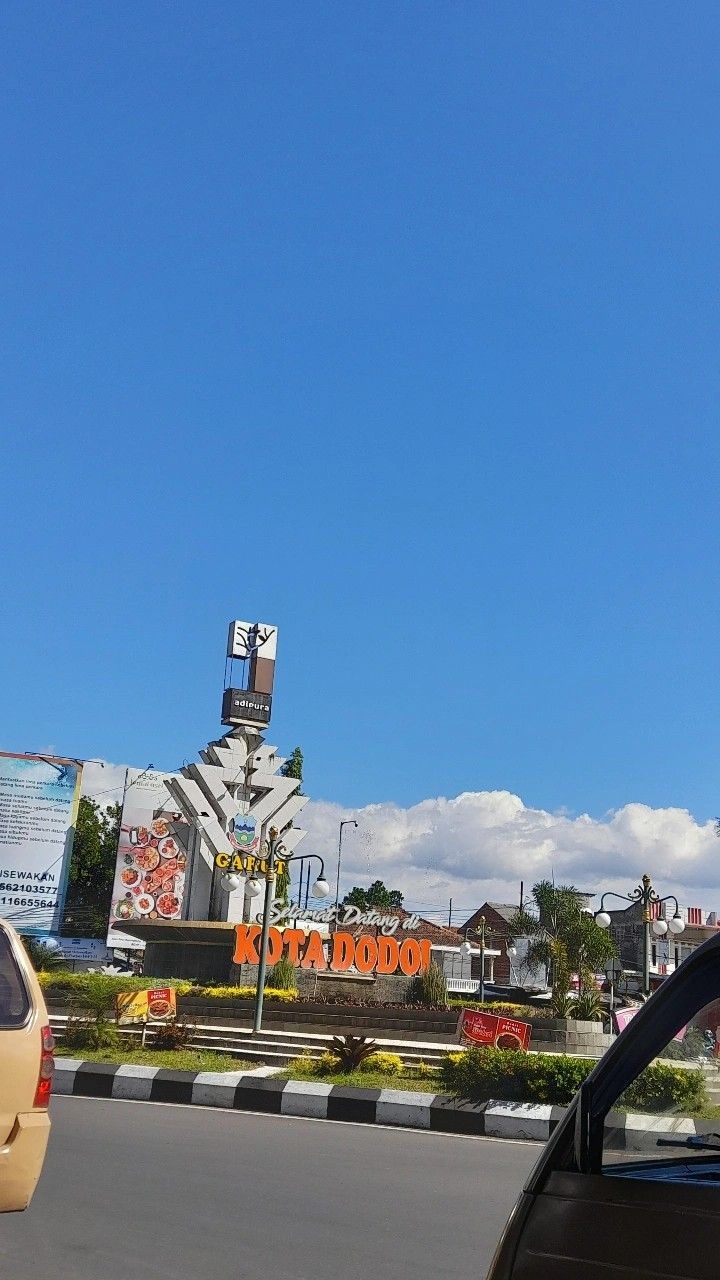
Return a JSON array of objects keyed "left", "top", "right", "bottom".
[{"left": 52, "top": 1059, "right": 709, "bottom": 1148}]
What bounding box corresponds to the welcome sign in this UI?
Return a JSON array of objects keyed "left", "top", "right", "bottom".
[{"left": 234, "top": 924, "right": 433, "bottom": 976}]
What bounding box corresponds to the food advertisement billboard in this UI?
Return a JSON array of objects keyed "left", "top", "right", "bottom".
[
  {"left": 459, "top": 1008, "right": 532, "bottom": 1052},
  {"left": 0, "top": 751, "right": 83, "bottom": 934},
  {"left": 116, "top": 987, "right": 176, "bottom": 1025},
  {"left": 107, "top": 769, "right": 190, "bottom": 949}
]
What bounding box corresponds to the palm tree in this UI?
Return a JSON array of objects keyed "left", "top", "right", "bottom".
[{"left": 508, "top": 880, "right": 616, "bottom": 1016}]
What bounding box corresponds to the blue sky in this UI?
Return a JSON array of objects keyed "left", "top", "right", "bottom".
[{"left": 3, "top": 2, "right": 719, "bottom": 831}]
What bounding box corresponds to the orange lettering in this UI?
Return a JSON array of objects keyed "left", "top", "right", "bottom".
[
  {"left": 281, "top": 929, "right": 305, "bottom": 965},
  {"left": 265, "top": 927, "right": 283, "bottom": 965},
  {"left": 300, "top": 929, "right": 327, "bottom": 970},
  {"left": 355, "top": 936, "right": 379, "bottom": 974},
  {"left": 399, "top": 938, "right": 422, "bottom": 976},
  {"left": 233, "top": 924, "right": 261, "bottom": 965},
  {"left": 418, "top": 939, "right": 432, "bottom": 974},
  {"left": 376, "top": 936, "right": 399, "bottom": 974},
  {"left": 330, "top": 932, "right": 355, "bottom": 971}
]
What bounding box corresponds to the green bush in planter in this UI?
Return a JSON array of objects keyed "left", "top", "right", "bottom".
[
  {"left": 269, "top": 954, "right": 297, "bottom": 991},
  {"left": 622, "top": 1063, "right": 707, "bottom": 1114},
  {"left": 408, "top": 961, "right": 448, "bottom": 1007},
  {"left": 440, "top": 1046, "right": 708, "bottom": 1113}
]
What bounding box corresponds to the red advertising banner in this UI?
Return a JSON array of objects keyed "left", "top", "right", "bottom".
[{"left": 459, "top": 1008, "right": 532, "bottom": 1052}]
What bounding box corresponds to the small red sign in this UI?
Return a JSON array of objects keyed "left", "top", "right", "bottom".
[{"left": 459, "top": 1009, "right": 532, "bottom": 1051}]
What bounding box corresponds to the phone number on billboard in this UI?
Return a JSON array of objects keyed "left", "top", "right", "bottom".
[
  {"left": 0, "top": 896, "right": 57, "bottom": 908},
  {"left": 0, "top": 884, "right": 56, "bottom": 895}
]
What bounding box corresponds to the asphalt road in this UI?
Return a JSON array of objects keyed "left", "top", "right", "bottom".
[{"left": 0, "top": 1097, "right": 539, "bottom": 1280}]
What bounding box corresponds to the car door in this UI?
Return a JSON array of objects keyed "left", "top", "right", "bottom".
[{"left": 488, "top": 931, "right": 720, "bottom": 1280}]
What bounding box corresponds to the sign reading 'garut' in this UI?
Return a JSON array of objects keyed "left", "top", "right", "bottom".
[{"left": 233, "top": 925, "right": 433, "bottom": 977}]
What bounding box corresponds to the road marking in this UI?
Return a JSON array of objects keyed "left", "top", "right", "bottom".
[{"left": 54, "top": 1093, "right": 539, "bottom": 1146}]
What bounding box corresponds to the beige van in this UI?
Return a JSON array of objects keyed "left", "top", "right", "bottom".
[{"left": 0, "top": 920, "right": 53, "bottom": 1212}]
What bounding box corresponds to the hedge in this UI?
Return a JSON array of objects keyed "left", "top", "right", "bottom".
[
  {"left": 38, "top": 973, "right": 297, "bottom": 1004},
  {"left": 447, "top": 999, "right": 554, "bottom": 1020},
  {"left": 441, "top": 1046, "right": 707, "bottom": 1113}
]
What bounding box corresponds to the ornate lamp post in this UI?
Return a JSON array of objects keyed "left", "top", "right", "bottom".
[
  {"left": 221, "top": 826, "right": 330, "bottom": 1034},
  {"left": 595, "top": 874, "right": 684, "bottom": 998},
  {"left": 460, "top": 916, "right": 492, "bottom": 1002}
]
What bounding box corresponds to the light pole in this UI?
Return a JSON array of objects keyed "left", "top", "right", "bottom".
[
  {"left": 333, "top": 819, "right": 357, "bottom": 928},
  {"left": 460, "top": 917, "right": 490, "bottom": 1003},
  {"left": 595, "top": 873, "right": 684, "bottom": 999},
  {"left": 220, "top": 826, "right": 330, "bottom": 1034}
]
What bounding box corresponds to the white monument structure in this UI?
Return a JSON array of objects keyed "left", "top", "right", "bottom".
[{"left": 166, "top": 620, "right": 309, "bottom": 923}]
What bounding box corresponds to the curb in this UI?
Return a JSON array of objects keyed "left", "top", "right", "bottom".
[{"left": 52, "top": 1061, "right": 709, "bottom": 1147}]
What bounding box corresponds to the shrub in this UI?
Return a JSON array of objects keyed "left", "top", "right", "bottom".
[
  {"left": 328, "top": 1035, "right": 378, "bottom": 1073},
  {"left": 192, "top": 984, "right": 298, "bottom": 1002},
  {"left": 440, "top": 1046, "right": 708, "bottom": 1114},
  {"left": 39, "top": 972, "right": 194, "bottom": 997},
  {"left": 413, "top": 1060, "right": 439, "bottom": 1080},
  {"left": 408, "top": 961, "right": 448, "bottom": 1008},
  {"left": 269, "top": 954, "right": 297, "bottom": 991},
  {"left": 365, "top": 1052, "right": 403, "bottom": 1076},
  {"left": 551, "top": 990, "right": 576, "bottom": 1018},
  {"left": 572, "top": 988, "right": 604, "bottom": 1021},
  {"left": 441, "top": 1046, "right": 590, "bottom": 1105},
  {"left": 152, "top": 1022, "right": 194, "bottom": 1050},
  {"left": 622, "top": 1063, "right": 707, "bottom": 1114},
  {"left": 447, "top": 999, "right": 553, "bottom": 1020}
]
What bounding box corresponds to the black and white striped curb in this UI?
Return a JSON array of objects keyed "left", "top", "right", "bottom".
[{"left": 52, "top": 1060, "right": 705, "bottom": 1147}]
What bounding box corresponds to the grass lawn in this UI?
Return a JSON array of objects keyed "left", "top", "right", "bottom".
[
  {"left": 280, "top": 1063, "right": 442, "bottom": 1092},
  {"left": 56, "top": 1045, "right": 254, "bottom": 1073}
]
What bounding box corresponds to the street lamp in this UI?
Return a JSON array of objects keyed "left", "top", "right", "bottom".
[
  {"left": 460, "top": 916, "right": 491, "bottom": 1003},
  {"left": 250, "top": 827, "right": 330, "bottom": 1034},
  {"left": 595, "top": 873, "right": 684, "bottom": 998},
  {"left": 333, "top": 819, "right": 358, "bottom": 928}
]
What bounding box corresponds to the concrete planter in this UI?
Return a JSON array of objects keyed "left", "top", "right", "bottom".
[
  {"left": 528, "top": 1016, "right": 614, "bottom": 1058},
  {"left": 177, "top": 996, "right": 459, "bottom": 1041}
]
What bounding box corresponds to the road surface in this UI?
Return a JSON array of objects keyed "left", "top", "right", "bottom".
[{"left": 0, "top": 1097, "right": 538, "bottom": 1279}]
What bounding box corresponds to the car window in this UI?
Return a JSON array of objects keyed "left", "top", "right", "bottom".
[
  {"left": 0, "top": 929, "right": 31, "bottom": 1028},
  {"left": 602, "top": 997, "right": 720, "bottom": 1180}
]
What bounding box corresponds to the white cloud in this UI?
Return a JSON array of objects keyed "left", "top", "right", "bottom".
[
  {"left": 80, "top": 760, "right": 128, "bottom": 807},
  {"left": 300, "top": 790, "right": 720, "bottom": 917}
]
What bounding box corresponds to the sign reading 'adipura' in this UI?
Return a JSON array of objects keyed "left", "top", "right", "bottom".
[{"left": 234, "top": 924, "right": 433, "bottom": 976}]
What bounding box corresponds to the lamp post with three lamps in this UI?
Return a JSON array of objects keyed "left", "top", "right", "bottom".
[
  {"left": 220, "top": 826, "right": 330, "bottom": 1033},
  {"left": 594, "top": 874, "right": 684, "bottom": 999}
]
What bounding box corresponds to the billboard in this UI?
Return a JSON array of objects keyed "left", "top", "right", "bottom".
[
  {"left": 0, "top": 751, "right": 83, "bottom": 934},
  {"left": 107, "top": 769, "right": 190, "bottom": 950},
  {"left": 458, "top": 1008, "right": 532, "bottom": 1052},
  {"left": 116, "top": 987, "right": 176, "bottom": 1025}
]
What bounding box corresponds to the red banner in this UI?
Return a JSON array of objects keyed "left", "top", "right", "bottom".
[{"left": 459, "top": 1008, "right": 532, "bottom": 1052}]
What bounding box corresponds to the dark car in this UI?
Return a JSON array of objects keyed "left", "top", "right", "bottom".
[{"left": 486, "top": 930, "right": 720, "bottom": 1279}]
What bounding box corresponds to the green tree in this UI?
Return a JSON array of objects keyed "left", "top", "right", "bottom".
[
  {"left": 280, "top": 747, "right": 304, "bottom": 790},
  {"left": 61, "top": 797, "right": 121, "bottom": 938},
  {"left": 508, "top": 880, "right": 616, "bottom": 1016},
  {"left": 343, "top": 880, "right": 404, "bottom": 911}
]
